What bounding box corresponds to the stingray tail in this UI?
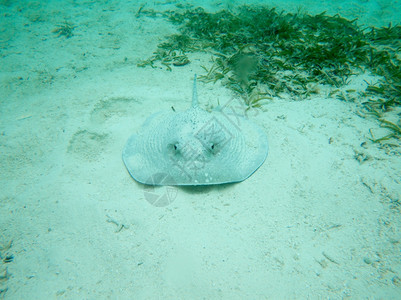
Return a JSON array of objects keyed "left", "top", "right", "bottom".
[{"left": 192, "top": 74, "right": 198, "bottom": 108}]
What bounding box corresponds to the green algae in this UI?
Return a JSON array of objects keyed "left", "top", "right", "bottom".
[{"left": 137, "top": 5, "right": 401, "bottom": 144}]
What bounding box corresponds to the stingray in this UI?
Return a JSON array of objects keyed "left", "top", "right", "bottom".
[{"left": 122, "top": 75, "right": 268, "bottom": 186}]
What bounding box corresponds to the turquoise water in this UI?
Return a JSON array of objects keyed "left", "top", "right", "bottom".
[{"left": 1, "top": 0, "right": 401, "bottom": 299}]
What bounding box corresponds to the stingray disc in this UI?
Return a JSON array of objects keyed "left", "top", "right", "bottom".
[{"left": 122, "top": 106, "right": 268, "bottom": 186}]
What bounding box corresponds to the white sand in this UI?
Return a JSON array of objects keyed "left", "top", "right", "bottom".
[{"left": 1, "top": 0, "right": 401, "bottom": 299}]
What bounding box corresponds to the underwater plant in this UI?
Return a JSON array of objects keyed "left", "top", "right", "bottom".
[
  {"left": 52, "top": 21, "right": 76, "bottom": 38},
  {"left": 138, "top": 5, "right": 401, "bottom": 145},
  {"left": 0, "top": 238, "right": 12, "bottom": 297}
]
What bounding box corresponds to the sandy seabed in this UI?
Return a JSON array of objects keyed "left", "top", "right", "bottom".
[{"left": 1, "top": 0, "right": 401, "bottom": 299}]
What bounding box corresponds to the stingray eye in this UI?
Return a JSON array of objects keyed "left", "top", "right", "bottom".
[
  {"left": 173, "top": 144, "right": 178, "bottom": 151},
  {"left": 210, "top": 143, "right": 218, "bottom": 152}
]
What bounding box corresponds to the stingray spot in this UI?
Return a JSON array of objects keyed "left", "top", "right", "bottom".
[{"left": 129, "top": 154, "right": 145, "bottom": 170}]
